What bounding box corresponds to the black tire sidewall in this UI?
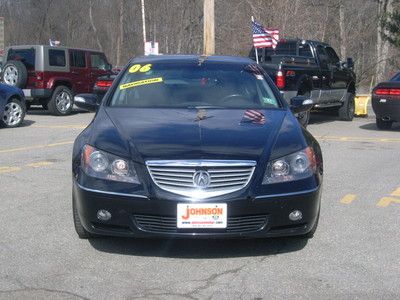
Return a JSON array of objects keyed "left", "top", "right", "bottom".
[
  {"left": 339, "top": 92, "right": 354, "bottom": 121},
  {"left": 2, "top": 61, "right": 28, "bottom": 88},
  {"left": 49, "top": 86, "right": 74, "bottom": 116}
]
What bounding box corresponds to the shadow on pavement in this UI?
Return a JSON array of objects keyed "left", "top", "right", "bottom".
[
  {"left": 26, "top": 106, "right": 90, "bottom": 116},
  {"left": 89, "top": 236, "right": 308, "bottom": 258},
  {"left": 309, "top": 111, "right": 341, "bottom": 125},
  {"left": 19, "top": 119, "right": 36, "bottom": 128},
  {"left": 359, "top": 122, "right": 400, "bottom": 132}
]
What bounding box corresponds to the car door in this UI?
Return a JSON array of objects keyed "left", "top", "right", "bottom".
[
  {"left": 88, "top": 52, "right": 111, "bottom": 92},
  {"left": 325, "top": 46, "right": 348, "bottom": 101},
  {"left": 315, "top": 45, "right": 331, "bottom": 103},
  {"left": 69, "top": 50, "right": 90, "bottom": 93}
]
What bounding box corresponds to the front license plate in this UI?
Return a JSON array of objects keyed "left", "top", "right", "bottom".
[{"left": 177, "top": 203, "right": 227, "bottom": 229}]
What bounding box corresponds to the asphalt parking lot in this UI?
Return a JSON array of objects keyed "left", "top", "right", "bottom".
[{"left": 1, "top": 108, "right": 399, "bottom": 300}]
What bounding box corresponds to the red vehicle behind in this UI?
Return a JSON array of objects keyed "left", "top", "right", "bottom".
[{"left": 2, "top": 45, "right": 112, "bottom": 115}]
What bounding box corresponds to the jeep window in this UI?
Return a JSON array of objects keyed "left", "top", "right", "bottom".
[
  {"left": 49, "top": 49, "right": 66, "bottom": 67},
  {"left": 109, "top": 63, "right": 281, "bottom": 109},
  {"left": 90, "top": 53, "right": 107, "bottom": 70},
  {"left": 70, "top": 50, "right": 86, "bottom": 68},
  {"left": 7, "top": 48, "right": 35, "bottom": 70}
]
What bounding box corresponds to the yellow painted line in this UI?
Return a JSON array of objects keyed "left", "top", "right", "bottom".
[
  {"left": 26, "top": 161, "right": 54, "bottom": 168},
  {"left": 32, "top": 125, "right": 86, "bottom": 129},
  {"left": 390, "top": 187, "right": 400, "bottom": 197},
  {"left": 0, "top": 140, "right": 73, "bottom": 154},
  {"left": 315, "top": 136, "right": 400, "bottom": 143},
  {"left": 0, "top": 166, "right": 22, "bottom": 174},
  {"left": 340, "top": 194, "right": 357, "bottom": 204},
  {"left": 377, "top": 197, "right": 400, "bottom": 208}
]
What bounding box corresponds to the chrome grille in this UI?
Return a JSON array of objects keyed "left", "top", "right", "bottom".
[
  {"left": 134, "top": 214, "right": 268, "bottom": 233},
  {"left": 146, "top": 160, "right": 256, "bottom": 198}
]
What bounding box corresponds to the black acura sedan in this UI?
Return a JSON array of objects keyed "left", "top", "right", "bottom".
[{"left": 72, "top": 55, "right": 323, "bottom": 239}]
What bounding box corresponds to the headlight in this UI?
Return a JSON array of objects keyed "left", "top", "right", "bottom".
[
  {"left": 81, "top": 145, "right": 140, "bottom": 184},
  {"left": 263, "top": 147, "right": 317, "bottom": 184}
]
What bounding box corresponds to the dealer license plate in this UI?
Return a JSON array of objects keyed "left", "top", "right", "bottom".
[{"left": 177, "top": 203, "right": 227, "bottom": 229}]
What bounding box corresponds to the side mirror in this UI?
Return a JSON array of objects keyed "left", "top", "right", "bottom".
[
  {"left": 74, "top": 93, "right": 100, "bottom": 112},
  {"left": 290, "top": 96, "right": 314, "bottom": 114},
  {"left": 346, "top": 57, "right": 354, "bottom": 69}
]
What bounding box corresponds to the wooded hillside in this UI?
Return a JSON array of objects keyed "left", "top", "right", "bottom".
[{"left": 1, "top": 0, "right": 398, "bottom": 90}]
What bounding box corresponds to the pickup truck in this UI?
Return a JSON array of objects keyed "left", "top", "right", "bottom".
[{"left": 250, "top": 39, "right": 356, "bottom": 126}]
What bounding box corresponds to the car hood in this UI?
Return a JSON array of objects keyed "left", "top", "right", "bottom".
[{"left": 91, "top": 107, "right": 302, "bottom": 164}]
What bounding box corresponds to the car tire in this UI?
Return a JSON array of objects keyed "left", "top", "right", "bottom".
[
  {"left": 0, "top": 98, "right": 26, "bottom": 128},
  {"left": 338, "top": 92, "right": 355, "bottom": 121},
  {"left": 48, "top": 85, "right": 74, "bottom": 116},
  {"left": 296, "top": 91, "right": 311, "bottom": 128},
  {"left": 2, "top": 60, "right": 28, "bottom": 88},
  {"left": 73, "top": 194, "right": 95, "bottom": 239},
  {"left": 376, "top": 118, "right": 393, "bottom": 130}
]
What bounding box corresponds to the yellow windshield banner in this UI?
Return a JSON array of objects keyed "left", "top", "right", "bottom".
[{"left": 119, "top": 77, "right": 163, "bottom": 90}]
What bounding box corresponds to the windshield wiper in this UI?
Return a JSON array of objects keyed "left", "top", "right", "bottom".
[{"left": 186, "top": 105, "right": 224, "bottom": 109}]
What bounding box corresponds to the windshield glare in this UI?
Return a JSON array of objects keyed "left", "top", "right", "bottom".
[{"left": 109, "top": 62, "right": 280, "bottom": 109}]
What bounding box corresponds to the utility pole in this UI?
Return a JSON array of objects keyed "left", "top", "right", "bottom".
[
  {"left": 141, "top": 0, "right": 146, "bottom": 55},
  {"left": 203, "top": 0, "right": 215, "bottom": 55}
]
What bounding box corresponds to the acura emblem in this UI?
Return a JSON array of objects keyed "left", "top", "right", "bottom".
[{"left": 193, "top": 170, "right": 211, "bottom": 189}]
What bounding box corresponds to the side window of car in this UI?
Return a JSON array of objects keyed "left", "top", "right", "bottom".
[
  {"left": 298, "top": 43, "right": 313, "bottom": 58},
  {"left": 325, "top": 47, "right": 340, "bottom": 65},
  {"left": 316, "top": 45, "right": 328, "bottom": 69},
  {"left": 49, "top": 49, "right": 66, "bottom": 67},
  {"left": 70, "top": 50, "right": 86, "bottom": 68},
  {"left": 90, "top": 53, "right": 107, "bottom": 70}
]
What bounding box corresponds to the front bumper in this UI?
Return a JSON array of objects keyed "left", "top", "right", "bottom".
[
  {"left": 372, "top": 95, "right": 400, "bottom": 122},
  {"left": 73, "top": 181, "right": 321, "bottom": 239}
]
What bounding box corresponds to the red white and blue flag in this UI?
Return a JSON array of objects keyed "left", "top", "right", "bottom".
[{"left": 252, "top": 19, "right": 279, "bottom": 49}]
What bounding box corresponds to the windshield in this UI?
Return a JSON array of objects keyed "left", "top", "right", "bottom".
[
  {"left": 390, "top": 72, "right": 400, "bottom": 81},
  {"left": 109, "top": 62, "right": 281, "bottom": 109}
]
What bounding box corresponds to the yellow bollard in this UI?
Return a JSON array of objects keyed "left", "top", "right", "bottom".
[{"left": 354, "top": 94, "right": 370, "bottom": 117}]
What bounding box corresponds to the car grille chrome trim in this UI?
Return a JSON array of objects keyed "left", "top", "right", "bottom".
[
  {"left": 134, "top": 214, "right": 268, "bottom": 233},
  {"left": 146, "top": 160, "right": 256, "bottom": 198}
]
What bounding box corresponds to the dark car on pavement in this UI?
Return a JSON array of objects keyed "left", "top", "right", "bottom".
[
  {"left": 372, "top": 72, "right": 400, "bottom": 129},
  {"left": 0, "top": 83, "right": 26, "bottom": 128},
  {"left": 72, "top": 55, "right": 323, "bottom": 240},
  {"left": 2, "top": 45, "right": 112, "bottom": 115},
  {"left": 250, "top": 39, "right": 356, "bottom": 126}
]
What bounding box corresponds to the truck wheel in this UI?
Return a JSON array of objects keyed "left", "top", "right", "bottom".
[
  {"left": 2, "top": 61, "right": 28, "bottom": 88},
  {"left": 1, "top": 98, "right": 26, "bottom": 128},
  {"left": 338, "top": 92, "right": 355, "bottom": 121},
  {"left": 73, "top": 194, "right": 95, "bottom": 239},
  {"left": 296, "top": 91, "right": 311, "bottom": 127},
  {"left": 376, "top": 118, "right": 393, "bottom": 130},
  {"left": 48, "top": 86, "right": 74, "bottom": 116}
]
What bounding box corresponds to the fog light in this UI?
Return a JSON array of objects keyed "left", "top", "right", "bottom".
[
  {"left": 289, "top": 210, "right": 302, "bottom": 221},
  {"left": 97, "top": 209, "right": 111, "bottom": 221}
]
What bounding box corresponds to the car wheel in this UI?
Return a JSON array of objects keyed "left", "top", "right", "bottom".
[
  {"left": 295, "top": 91, "right": 311, "bottom": 128},
  {"left": 1, "top": 98, "right": 25, "bottom": 128},
  {"left": 73, "top": 194, "right": 96, "bottom": 239},
  {"left": 48, "top": 86, "right": 74, "bottom": 116},
  {"left": 376, "top": 118, "right": 393, "bottom": 130},
  {"left": 338, "top": 92, "right": 355, "bottom": 121},
  {"left": 2, "top": 60, "right": 28, "bottom": 88}
]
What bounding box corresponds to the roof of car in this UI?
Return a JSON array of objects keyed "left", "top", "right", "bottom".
[
  {"left": 130, "top": 54, "right": 255, "bottom": 65},
  {"left": 5, "top": 45, "right": 104, "bottom": 53}
]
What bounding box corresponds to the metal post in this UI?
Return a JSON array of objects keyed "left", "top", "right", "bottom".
[
  {"left": 141, "top": 0, "right": 146, "bottom": 55},
  {"left": 203, "top": 0, "right": 215, "bottom": 55},
  {"left": 251, "top": 16, "right": 259, "bottom": 64}
]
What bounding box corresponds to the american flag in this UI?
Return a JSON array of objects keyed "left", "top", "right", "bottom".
[
  {"left": 242, "top": 110, "right": 266, "bottom": 125},
  {"left": 252, "top": 20, "right": 279, "bottom": 48}
]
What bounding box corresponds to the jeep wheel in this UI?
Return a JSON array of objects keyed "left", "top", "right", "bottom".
[
  {"left": 1, "top": 98, "right": 25, "bottom": 128},
  {"left": 376, "top": 118, "right": 393, "bottom": 130},
  {"left": 2, "top": 61, "right": 28, "bottom": 88},
  {"left": 338, "top": 92, "right": 355, "bottom": 121},
  {"left": 296, "top": 91, "right": 311, "bottom": 128},
  {"left": 48, "top": 86, "right": 74, "bottom": 116}
]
